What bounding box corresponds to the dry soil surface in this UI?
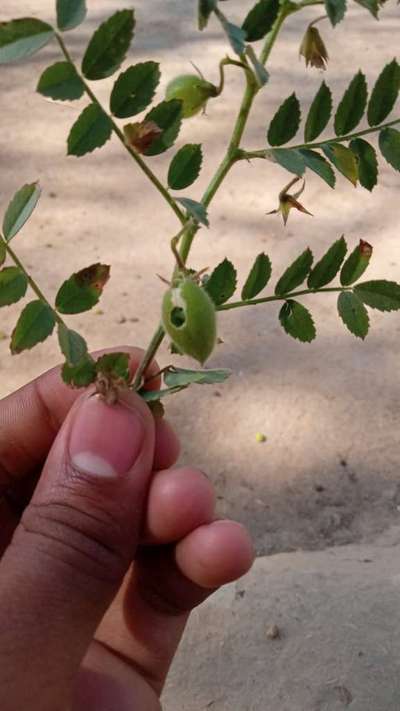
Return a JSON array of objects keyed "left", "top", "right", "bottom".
[{"left": 1, "top": 1, "right": 400, "bottom": 708}]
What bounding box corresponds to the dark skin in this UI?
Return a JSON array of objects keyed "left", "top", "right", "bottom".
[{"left": 0, "top": 346, "right": 254, "bottom": 711}]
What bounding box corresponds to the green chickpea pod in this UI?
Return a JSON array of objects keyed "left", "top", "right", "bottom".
[
  {"left": 162, "top": 277, "right": 217, "bottom": 364},
  {"left": 165, "top": 74, "right": 219, "bottom": 118}
]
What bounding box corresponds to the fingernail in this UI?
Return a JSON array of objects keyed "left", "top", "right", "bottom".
[{"left": 69, "top": 395, "right": 145, "bottom": 478}]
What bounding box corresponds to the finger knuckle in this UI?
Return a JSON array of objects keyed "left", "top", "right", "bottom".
[{"left": 15, "top": 495, "right": 130, "bottom": 587}]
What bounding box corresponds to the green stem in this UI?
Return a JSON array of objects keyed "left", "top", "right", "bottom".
[
  {"left": 295, "top": 0, "right": 324, "bottom": 7},
  {"left": 239, "top": 117, "right": 400, "bottom": 160},
  {"left": 132, "top": 324, "right": 165, "bottom": 389},
  {"left": 260, "top": 7, "right": 291, "bottom": 64},
  {"left": 55, "top": 34, "right": 185, "bottom": 225},
  {"left": 2, "top": 238, "right": 65, "bottom": 326},
  {"left": 217, "top": 286, "right": 350, "bottom": 311},
  {"left": 128, "top": 7, "right": 289, "bottom": 388}
]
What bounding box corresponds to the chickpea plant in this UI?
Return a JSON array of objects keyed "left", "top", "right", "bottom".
[{"left": 1, "top": 0, "right": 400, "bottom": 406}]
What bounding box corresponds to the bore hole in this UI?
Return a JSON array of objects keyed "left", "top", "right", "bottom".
[{"left": 170, "top": 307, "right": 186, "bottom": 328}]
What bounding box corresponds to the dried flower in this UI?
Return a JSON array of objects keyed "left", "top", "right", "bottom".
[
  {"left": 123, "top": 121, "right": 162, "bottom": 154},
  {"left": 300, "top": 25, "right": 328, "bottom": 70},
  {"left": 267, "top": 177, "right": 313, "bottom": 226}
]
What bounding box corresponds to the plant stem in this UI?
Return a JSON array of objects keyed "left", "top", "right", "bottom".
[
  {"left": 296, "top": 0, "right": 325, "bottom": 7},
  {"left": 118, "top": 7, "right": 288, "bottom": 388},
  {"left": 55, "top": 34, "right": 185, "bottom": 225},
  {"left": 178, "top": 3, "right": 291, "bottom": 265},
  {"left": 239, "top": 117, "right": 400, "bottom": 160},
  {"left": 217, "top": 286, "right": 350, "bottom": 311},
  {"left": 2, "top": 237, "right": 65, "bottom": 326},
  {"left": 260, "top": 7, "right": 291, "bottom": 65},
  {"left": 132, "top": 324, "right": 165, "bottom": 389}
]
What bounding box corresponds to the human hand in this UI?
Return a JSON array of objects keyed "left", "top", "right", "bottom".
[{"left": 0, "top": 347, "right": 254, "bottom": 711}]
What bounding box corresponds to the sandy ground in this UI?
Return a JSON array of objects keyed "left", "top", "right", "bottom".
[
  {"left": 1, "top": 1, "right": 400, "bottom": 708},
  {"left": 163, "top": 525, "right": 400, "bottom": 711}
]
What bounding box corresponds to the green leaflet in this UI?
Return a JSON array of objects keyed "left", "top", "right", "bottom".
[
  {"left": 37, "top": 62, "right": 84, "bottom": 102},
  {"left": 337, "top": 291, "right": 369, "bottom": 339},
  {"left": 56, "top": 0, "right": 87, "bottom": 31},
  {"left": 268, "top": 94, "right": 301, "bottom": 147},
  {"left": 11, "top": 300, "right": 56, "bottom": 354},
  {"left": 0, "top": 267, "right": 28, "bottom": 306},
  {"left": 110, "top": 62, "right": 161, "bottom": 118},
  {"left": 62, "top": 357, "right": 96, "bottom": 387},
  {"left": 308, "top": 237, "right": 347, "bottom": 289},
  {"left": 325, "top": 0, "right": 347, "bottom": 26},
  {"left": 340, "top": 240, "right": 372, "bottom": 286},
  {"left": 2, "top": 182, "right": 41, "bottom": 241},
  {"left": 82, "top": 10, "right": 135, "bottom": 80},
  {"left": 354, "top": 280, "right": 400, "bottom": 311},
  {"left": 242, "top": 0, "right": 280, "bottom": 42},
  {"left": 58, "top": 324, "right": 88, "bottom": 366},
  {"left": 275, "top": 248, "right": 313, "bottom": 296},
  {"left": 322, "top": 144, "right": 358, "bottom": 186},
  {"left": 56, "top": 263, "right": 110, "bottom": 314},
  {"left": 0, "top": 18, "right": 54, "bottom": 64},
  {"left": 67, "top": 104, "right": 113, "bottom": 157},
  {"left": 368, "top": 60, "right": 400, "bottom": 127},
  {"left": 204, "top": 259, "right": 237, "bottom": 305},
  {"left": 300, "top": 149, "right": 335, "bottom": 188},
  {"left": 353, "top": 0, "right": 379, "bottom": 16},
  {"left": 242, "top": 253, "right": 272, "bottom": 300},
  {"left": 164, "top": 366, "right": 231, "bottom": 387},
  {"left": 279, "top": 300, "right": 316, "bottom": 342},
  {"left": 176, "top": 198, "right": 209, "bottom": 226},
  {"left": 379, "top": 128, "right": 400, "bottom": 171},
  {"left": 168, "top": 144, "right": 203, "bottom": 190},
  {"left": 215, "top": 10, "right": 246, "bottom": 55},
  {"left": 334, "top": 71, "right": 368, "bottom": 136},
  {"left": 198, "top": 0, "right": 216, "bottom": 30},
  {"left": 349, "top": 139, "right": 378, "bottom": 191},
  {"left": 304, "top": 81, "right": 332, "bottom": 143},
  {"left": 271, "top": 149, "right": 305, "bottom": 176}
]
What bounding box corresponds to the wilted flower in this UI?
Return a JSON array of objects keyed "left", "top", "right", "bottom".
[
  {"left": 299, "top": 25, "right": 329, "bottom": 70},
  {"left": 267, "top": 177, "right": 313, "bottom": 226},
  {"left": 123, "top": 120, "right": 162, "bottom": 153}
]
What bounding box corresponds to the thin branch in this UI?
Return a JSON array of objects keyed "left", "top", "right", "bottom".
[
  {"left": 217, "top": 286, "right": 351, "bottom": 311},
  {"left": 2, "top": 236, "right": 66, "bottom": 327},
  {"left": 132, "top": 6, "right": 291, "bottom": 384},
  {"left": 239, "top": 117, "right": 400, "bottom": 160},
  {"left": 55, "top": 33, "right": 185, "bottom": 225}
]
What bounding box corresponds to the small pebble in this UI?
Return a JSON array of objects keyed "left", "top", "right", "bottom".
[
  {"left": 95, "top": 308, "right": 104, "bottom": 316},
  {"left": 266, "top": 624, "right": 281, "bottom": 640},
  {"left": 255, "top": 432, "right": 267, "bottom": 443}
]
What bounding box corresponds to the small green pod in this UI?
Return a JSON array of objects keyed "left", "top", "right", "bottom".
[
  {"left": 162, "top": 278, "right": 217, "bottom": 364},
  {"left": 165, "top": 74, "right": 218, "bottom": 118}
]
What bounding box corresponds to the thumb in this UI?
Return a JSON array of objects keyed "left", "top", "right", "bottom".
[{"left": 0, "top": 389, "right": 155, "bottom": 708}]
